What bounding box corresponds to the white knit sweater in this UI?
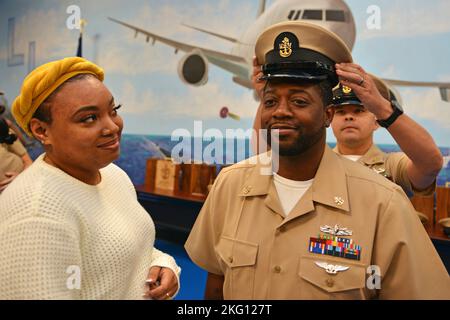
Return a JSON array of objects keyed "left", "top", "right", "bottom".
[{"left": 0, "top": 154, "right": 180, "bottom": 300}]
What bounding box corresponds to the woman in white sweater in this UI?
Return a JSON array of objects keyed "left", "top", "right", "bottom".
[{"left": 0, "top": 57, "right": 180, "bottom": 300}]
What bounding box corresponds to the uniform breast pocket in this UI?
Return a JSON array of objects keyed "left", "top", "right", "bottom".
[
  {"left": 298, "top": 255, "right": 368, "bottom": 299},
  {"left": 216, "top": 236, "right": 258, "bottom": 299}
]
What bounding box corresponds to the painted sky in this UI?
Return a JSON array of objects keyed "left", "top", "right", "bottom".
[{"left": 1, "top": 0, "right": 449, "bottom": 147}]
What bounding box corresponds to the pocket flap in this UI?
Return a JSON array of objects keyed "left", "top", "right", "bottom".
[
  {"left": 299, "top": 255, "right": 366, "bottom": 293},
  {"left": 216, "top": 236, "right": 258, "bottom": 268}
]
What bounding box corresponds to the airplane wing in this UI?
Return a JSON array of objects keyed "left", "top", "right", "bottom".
[
  {"left": 181, "top": 23, "right": 238, "bottom": 43},
  {"left": 382, "top": 78, "right": 450, "bottom": 102},
  {"left": 108, "top": 17, "right": 250, "bottom": 80}
]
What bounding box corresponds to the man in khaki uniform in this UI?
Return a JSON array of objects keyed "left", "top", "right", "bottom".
[
  {"left": 252, "top": 61, "right": 442, "bottom": 199},
  {"left": 330, "top": 72, "right": 442, "bottom": 197},
  {"left": 185, "top": 21, "right": 450, "bottom": 300}
]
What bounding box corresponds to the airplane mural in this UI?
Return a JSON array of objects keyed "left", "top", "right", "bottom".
[{"left": 109, "top": 0, "right": 450, "bottom": 103}]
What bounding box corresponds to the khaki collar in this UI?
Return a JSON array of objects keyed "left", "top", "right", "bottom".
[
  {"left": 333, "top": 144, "right": 385, "bottom": 166},
  {"left": 239, "top": 146, "right": 350, "bottom": 221}
]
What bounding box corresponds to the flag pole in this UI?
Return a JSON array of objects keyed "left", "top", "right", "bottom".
[{"left": 76, "top": 19, "right": 87, "bottom": 57}]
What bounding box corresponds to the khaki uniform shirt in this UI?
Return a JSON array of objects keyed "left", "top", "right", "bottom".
[
  {"left": 0, "top": 133, "right": 26, "bottom": 180},
  {"left": 334, "top": 144, "right": 435, "bottom": 197},
  {"left": 185, "top": 146, "right": 449, "bottom": 299}
]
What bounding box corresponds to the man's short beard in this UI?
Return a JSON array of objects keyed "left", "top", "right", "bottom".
[{"left": 267, "top": 127, "right": 325, "bottom": 156}]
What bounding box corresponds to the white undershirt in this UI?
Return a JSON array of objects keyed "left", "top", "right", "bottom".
[
  {"left": 342, "top": 154, "right": 363, "bottom": 162},
  {"left": 273, "top": 173, "right": 314, "bottom": 216}
]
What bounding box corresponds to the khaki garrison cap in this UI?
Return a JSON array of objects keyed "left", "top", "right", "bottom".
[{"left": 255, "top": 21, "right": 353, "bottom": 87}]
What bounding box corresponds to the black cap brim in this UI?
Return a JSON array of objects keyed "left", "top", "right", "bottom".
[
  {"left": 260, "top": 73, "right": 329, "bottom": 82},
  {"left": 261, "top": 61, "right": 338, "bottom": 86},
  {"left": 332, "top": 98, "right": 364, "bottom": 107}
]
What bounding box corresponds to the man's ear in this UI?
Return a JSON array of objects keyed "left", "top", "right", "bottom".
[
  {"left": 29, "top": 118, "right": 50, "bottom": 144},
  {"left": 373, "top": 114, "right": 380, "bottom": 131},
  {"left": 325, "top": 105, "right": 334, "bottom": 127}
]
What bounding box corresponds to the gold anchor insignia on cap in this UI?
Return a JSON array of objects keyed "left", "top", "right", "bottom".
[
  {"left": 279, "top": 37, "right": 292, "bottom": 58},
  {"left": 315, "top": 261, "right": 350, "bottom": 275},
  {"left": 342, "top": 85, "right": 352, "bottom": 94},
  {"left": 334, "top": 196, "right": 345, "bottom": 206}
]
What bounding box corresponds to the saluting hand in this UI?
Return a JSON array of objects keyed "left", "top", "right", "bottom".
[
  {"left": 335, "top": 63, "right": 392, "bottom": 120},
  {"left": 143, "top": 266, "right": 178, "bottom": 300}
]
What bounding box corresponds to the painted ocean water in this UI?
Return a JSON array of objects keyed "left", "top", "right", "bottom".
[{"left": 27, "top": 134, "right": 450, "bottom": 187}]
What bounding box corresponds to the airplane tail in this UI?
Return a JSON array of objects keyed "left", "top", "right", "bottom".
[
  {"left": 257, "top": 0, "right": 266, "bottom": 18},
  {"left": 440, "top": 88, "right": 450, "bottom": 102}
]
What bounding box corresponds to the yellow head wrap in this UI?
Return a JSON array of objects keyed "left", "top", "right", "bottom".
[{"left": 12, "top": 57, "right": 104, "bottom": 136}]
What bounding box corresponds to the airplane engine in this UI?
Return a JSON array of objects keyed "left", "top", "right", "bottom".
[{"left": 177, "top": 50, "right": 209, "bottom": 86}]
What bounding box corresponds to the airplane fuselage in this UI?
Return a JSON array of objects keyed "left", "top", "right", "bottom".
[{"left": 231, "top": 0, "right": 356, "bottom": 66}]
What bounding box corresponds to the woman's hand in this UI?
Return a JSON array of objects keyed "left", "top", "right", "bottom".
[{"left": 143, "top": 266, "right": 178, "bottom": 300}]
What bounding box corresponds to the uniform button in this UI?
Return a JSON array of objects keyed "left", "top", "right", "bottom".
[
  {"left": 228, "top": 257, "right": 233, "bottom": 264},
  {"left": 242, "top": 186, "right": 251, "bottom": 194},
  {"left": 274, "top": 266, "right": 282, "bottom": 273},
  {"left": 326, "top": 278, "right": 334, "bottom": 287}
]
